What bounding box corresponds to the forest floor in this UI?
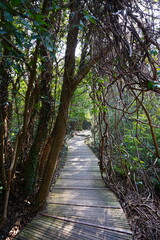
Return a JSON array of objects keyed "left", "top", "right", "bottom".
[
  {"left": 109, "top": 179, "right": 160, "bottom": 239},
  {"left": 0, "top": 132, "right": 160, "bottom": 240}
]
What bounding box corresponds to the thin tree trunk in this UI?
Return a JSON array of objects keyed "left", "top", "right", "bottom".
[
  {"left": 24, "top": 49, "right": 52, "bottom": 194},
  {"left": 0, "top": 59, "right": 11, "bottom": 225},
  {"left": 0, "top": 106, "right": 7, "bottom": 190}
]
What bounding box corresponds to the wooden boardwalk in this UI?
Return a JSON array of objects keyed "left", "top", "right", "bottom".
[{"left": 16, "top": 133, "right": 132, "bottom": 240}]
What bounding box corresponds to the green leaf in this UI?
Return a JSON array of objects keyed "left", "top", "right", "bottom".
[
  {"left": 84, "top": 14, "right": 97, "bottom": 24},
  {"left": 136, "top": 181, "right": 143, "bottom": 186},
  {"left": 34, "top": 14, "right": 48, "bottom": 26},
  {"left": 21, "top": 19, "right": 32, "bottom": 30},
  {"left": 140, "top": 161, "right": 144, "bottom": 164},
  {"left": 13, "top": 63, "right": 23, "bottom": 74},
  {"left": 52, "top": 2, "right": 59, "bottom": 11},
  {"left": 44, "top": 37, "right": 54, "bottom": 52},
  {"left": 31, "top": 34, "right": 41, "bottom": 40},
  {"left": 150, "top": 49, "right": 158, "bottom": 56},
  {"left": 11, "top": 0, "right": 21, "bottom": 7},
  {"left": 147, "top": 81, "right": 154, "bottom": 90},
  {"left": 78, "top": 20, "right": 86, "bottom": 30},
  {"left": 4, "top": 11, "right": 14, "bottom": 22}
]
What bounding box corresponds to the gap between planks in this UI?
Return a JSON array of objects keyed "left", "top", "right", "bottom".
[
  {"left": 46, "top": 202, "right": 121, "bottom": 209},
  {"left": 53, "top": 187, "right": 109, "bottom": 190}
]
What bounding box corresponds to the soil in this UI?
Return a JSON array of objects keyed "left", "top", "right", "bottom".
[{"left": 0, "top": 186, "right": 37, "bottom": 240}]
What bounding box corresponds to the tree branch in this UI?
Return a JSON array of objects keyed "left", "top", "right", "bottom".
[{"left": 73, "top": 47, "right": 111, "bottom": 90}]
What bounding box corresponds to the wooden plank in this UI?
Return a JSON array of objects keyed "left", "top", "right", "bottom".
[
  {"left": 62, "top": 166, "right": 99, "bottom": 171},
  {"left": 60, "top": 171, "right": 102, "bottom": 179},
  {"left": 48, "top": 189, "right": 121, "bottom": 208},
  {"left": 45, "top": 204, "right": 130, "bottom": 229},
  {"left": 16, "top": 216, "right": 132, "bottom": 240},
  {"left": 64, "top": 161, "right": 99, "bottom": 167},
  {"left": 40, "top": 213, "right": 132, "bottom": 235},
  {"left": 50, "top": 188, "right": 118, "bottom": 199},
  {"left": 48, "top": 199, "right": 120, "bottom": 207},
  {"left": 55, "top": 178, "right": 106, "bottom": 188}
]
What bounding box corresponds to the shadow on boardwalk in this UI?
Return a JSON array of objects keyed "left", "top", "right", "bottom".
[{"left": 16, "top": 132, "right": 132, "bottom": 240}]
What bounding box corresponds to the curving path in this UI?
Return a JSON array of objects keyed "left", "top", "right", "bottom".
[{"left": 16, "top": 132, "right": 132, "bottom": 240}]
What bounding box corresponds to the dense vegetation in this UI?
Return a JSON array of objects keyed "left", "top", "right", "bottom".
[{"left": 0, "top": 0, "right": 160, "bottom": 238}]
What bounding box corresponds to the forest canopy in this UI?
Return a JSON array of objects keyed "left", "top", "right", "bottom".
[{"left": 0, "top": 0, "right": 160, "bottom": 238}]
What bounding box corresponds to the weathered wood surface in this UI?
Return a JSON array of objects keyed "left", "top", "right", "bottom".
[{"left": 16, "top": 132, "right": 132, "bottom": 239}]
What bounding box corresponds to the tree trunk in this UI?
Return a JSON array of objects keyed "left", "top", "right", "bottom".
[
  {"left": 24, "top": 45, "right": 53, "bottom": 195},
  {"left": 0, "top": 60, "right": 11, "bottom": 225},
  {"left": 36, "top": 85, "right": 72, "bottom": 206},
  {"left": 36, "top": 0, "right": 81, "bottom": 206},
  {"left": 0, "top": 105, "right": 7, "bottom": 191}
]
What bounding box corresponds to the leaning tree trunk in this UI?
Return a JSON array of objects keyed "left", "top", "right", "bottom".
[
  {"left": 35, "top": 54, "right": 103, "bottom": 207},
  {"left": 35, "top": 0, "right": 108, "bottom": 207},
  {"left": 35, "top": 0, "right": 80, "bottom": 206},
  {"left": 35, "top": 82, "right": 73, "bottom": 206}
]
